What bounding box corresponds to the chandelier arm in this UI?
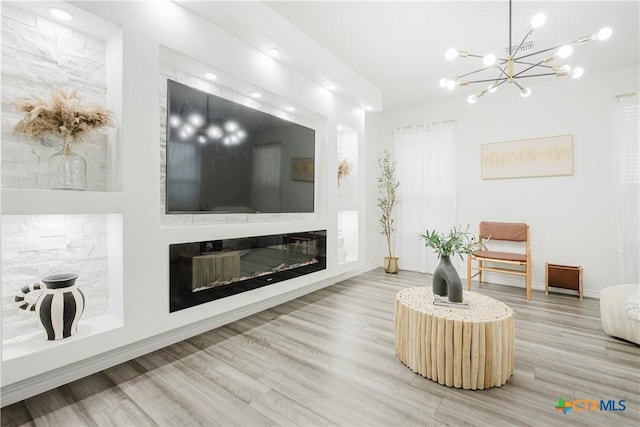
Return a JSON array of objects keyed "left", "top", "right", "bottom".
[
  {"left": 494, "top": 63, "right": 510, "bottom": 80},
  {"left": 512, "top": 60, "right": 554, "bottom": 69},
  {"left": 512, "top": 80, "right": 525, "bottom": 90},
  {"left": 513, "top": 72, "right": 558, "bottom": 79},
  {"left": 455, "top": 66, "right": 495, "bottom": 79},
  {"left": 467, "top": 77, "right": 508, "bottom": 84},
  {"left": 511, "top": 32, "right": 533, "bottom": 58},
  {"left": 514, "top": 46, "right": 558, "bottom": 61},
  {"left": 513, "top": 39, "right": 581, "bottom": 62},
  {"left": 511, "top": 60, "right": 548, "bottom": 77}
]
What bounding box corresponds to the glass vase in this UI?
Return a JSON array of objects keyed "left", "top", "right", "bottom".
[{"left": 49, "top": 148, "right": 87, "bottom": 191}]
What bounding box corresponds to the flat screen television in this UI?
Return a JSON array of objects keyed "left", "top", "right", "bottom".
[{"left": 165, "top": 79, "right": 316, "bottom": 214}]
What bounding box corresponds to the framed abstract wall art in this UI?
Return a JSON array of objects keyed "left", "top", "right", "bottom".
[{"left": 481, "top": 134, "right": 573, "bottom": 179}]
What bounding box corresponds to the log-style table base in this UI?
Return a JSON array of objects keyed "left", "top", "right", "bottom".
[{"left": 394, "top": 287, "right": 514, "bottom": 390}]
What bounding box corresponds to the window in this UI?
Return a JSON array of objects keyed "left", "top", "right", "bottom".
[
  {"left": 393, "top": 121, "right": 457, "bottom": 273},
  {"left": 613, "top": 93, "right": 639, "bottom": 282}
]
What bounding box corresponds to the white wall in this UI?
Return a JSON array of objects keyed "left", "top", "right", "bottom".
[
  {"left": 366, "top": 66, "right": 639, "bottom": 297},
  {"left": 1, "top": 0, "right": 374, "bottom": 400}
]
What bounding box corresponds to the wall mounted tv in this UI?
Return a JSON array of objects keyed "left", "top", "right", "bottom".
[{"left": 165, "top": 79, "right": 316, "bottom": 214}]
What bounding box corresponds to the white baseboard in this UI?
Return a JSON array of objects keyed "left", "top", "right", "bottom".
[{"left": 1, "top": 265, "right": 377, "bottom": 407}]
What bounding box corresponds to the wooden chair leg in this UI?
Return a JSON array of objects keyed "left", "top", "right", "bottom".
[
  {"left": 467, "top": 256, "right": 472, "bottom": 290},
  {"left": 526, "top": 265, "right": 532, "bottom": 300},
  {"left": 478, "top": 260, "right": 483, "bottom": 284}
]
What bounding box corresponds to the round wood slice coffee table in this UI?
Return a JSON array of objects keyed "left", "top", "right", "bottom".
[{"left": 394, "top": 287, "right": 514, "bottom": 390}]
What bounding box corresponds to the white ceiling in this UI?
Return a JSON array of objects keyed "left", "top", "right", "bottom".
[
  {"left": 266, "top": 0, "right": 640, "bottom": 109},
  {"left": 263, "top": 0, "right": 639, "bottom": 110}
]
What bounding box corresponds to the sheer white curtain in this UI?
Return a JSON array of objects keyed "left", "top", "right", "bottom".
[
  {"left": 613, "top": 93, "right": 639, "bottom": 283},
  {"left": 394, "top": 121, "right": 457, "bottom": 274},
  {"left": 251, "top": 143, "right": 281, "bottom": 212}
]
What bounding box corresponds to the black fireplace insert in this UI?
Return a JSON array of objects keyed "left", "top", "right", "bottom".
[{"left": 170, "top": 230, "right": 326, "bottom": 312}]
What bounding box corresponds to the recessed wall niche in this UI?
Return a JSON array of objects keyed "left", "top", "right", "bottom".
[
  {"left": 1, "top": 213, "right": 123, "bottom": 357},
  {"left": 159, "top": 45, "right": 325, "bottom": 226},
  {"left": 0, "top": 3, "right": 122, "bottom": 191},
  {"left": 337, "top": 124, "right": 359, "bottom": 264}
]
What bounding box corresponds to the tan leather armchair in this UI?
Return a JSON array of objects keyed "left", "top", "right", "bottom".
[{"left": 466, "top": 221, "right": 531, "bottom": 300}]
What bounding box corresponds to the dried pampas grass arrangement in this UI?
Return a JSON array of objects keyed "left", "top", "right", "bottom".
[
  {"left": 337, "top": 158, "right": 352, "bottom": 185},
  {"left": 13, "top": 89, "right": 115, "bottom": 154}
]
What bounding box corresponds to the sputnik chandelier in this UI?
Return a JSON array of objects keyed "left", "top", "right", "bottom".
[{"left": 440, "top": 0, "right": 612, "bottom": 103}]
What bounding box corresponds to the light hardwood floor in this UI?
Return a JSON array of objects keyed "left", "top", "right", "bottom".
[{"left": 2, "top": 268, "right": 639, "bottom": 426}]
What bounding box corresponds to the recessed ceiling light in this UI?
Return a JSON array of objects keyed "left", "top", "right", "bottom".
[
  {"left": 324, "top": 82, "right": 337, "bottom": 91},
  {"left": 285, "top": 106, "right": 295, "bottom": 112},
  {"left": 267, "top": 48, "right": 280, "bottom": 58},
  {"left": 49, "top": 8, "right": 72, "bottom": 21},
  {"left": 204, "top": 72, "right": 217, "bottom": 80},
  {"left": 250, "top": 92, "right": 262, "bottom": 99}
]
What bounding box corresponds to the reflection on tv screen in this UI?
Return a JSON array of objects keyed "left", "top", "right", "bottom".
[{"left": 165, "top": 79, "right": 316, "bottom": 214}]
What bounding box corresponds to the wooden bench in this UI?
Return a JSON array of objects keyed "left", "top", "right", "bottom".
[{"left": 466, "top": 221, "right": 531, "bottom": 300}]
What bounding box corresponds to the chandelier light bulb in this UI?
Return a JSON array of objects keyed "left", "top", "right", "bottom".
[
  {"left": 439, "top": 78, "right": 448, "bottom": 88},
  {"left": 596, "top": 27, "right": 612, "bottom": 41},
  {"left": 182, "top": 123, "right": 195, "bottom": 136},
  {"left": 224, "top": 121, "right": 239, "bottom": 132},
  {"left": 467, "top": 94, "right": 477, "bottom": 104},
  {"left": 446, "top": 79, "right": 456, "bottom": 90},
  {"left": 445, "top": 48, "right": 459, "bottom": 60},
  {"left": 197, "top": 135, "right": 207, "bottom": 144},
  {"left": 206, "top": 125, "right": 223, "bottom": 139},
  {"left": 487, "top": 84, "right": 498, "bottom": 94},
  {"left": 561, "top": 64, "right": 571, "bottom": 72},
  {"left": 168, "top": 115, "right": 181, "bottom": 128},
  {"left": 571, "top": 67, "right": 584, "bottom": 79},
  {"left": 530, "top": 13, "right": 547, "bottom": 29},
  {"left": 188, "top": 113, "right": 204, "bottom": 127},
  {"left": 483, "top": 54, "right": 497, "bottom": 67},
  {"left": 520, "top": 88, "right": 532, "bottom": 98},
  {"left": 556, "top": 45, "right": 573, "bottom": 59}
]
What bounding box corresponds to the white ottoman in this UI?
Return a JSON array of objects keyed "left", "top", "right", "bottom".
[{"left": 600, "top": 284, "right": 640, "bottom": 345}]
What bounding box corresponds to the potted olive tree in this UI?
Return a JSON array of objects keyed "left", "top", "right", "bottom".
[
  {"left": 377, "top": 150, "right": 400, "bottom": 273},
  {"left": 419, "top": 225, "right": 484, "bottom": 302}
]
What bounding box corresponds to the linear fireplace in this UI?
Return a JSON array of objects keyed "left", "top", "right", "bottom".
[{"left": 170, "top": 230, "right": 326, "bottom": 312}]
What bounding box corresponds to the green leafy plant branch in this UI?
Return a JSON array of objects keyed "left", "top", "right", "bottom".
[
  {"left": 377, "top": 150, "right": 400, "bottom": 259},
  {"left": 419, "top": 225, "right": 486, "bottom": 260}
]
